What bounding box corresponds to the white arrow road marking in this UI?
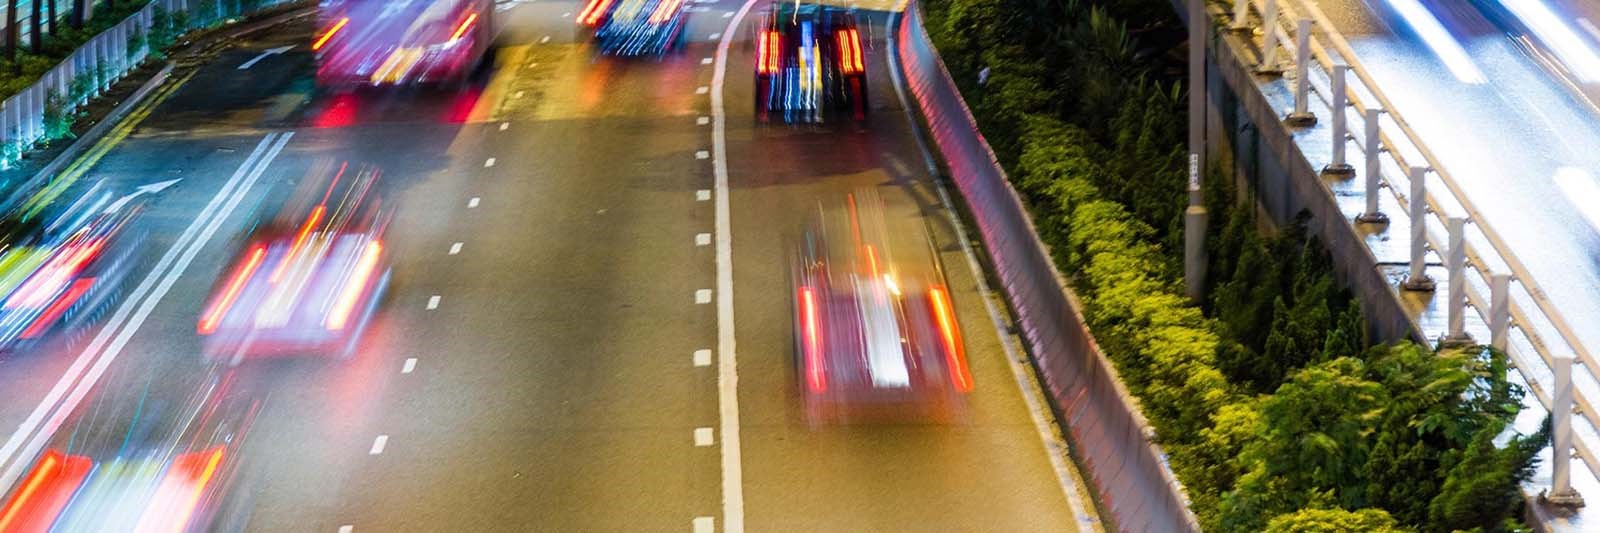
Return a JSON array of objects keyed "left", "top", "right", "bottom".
[
  {"left": 238, "top": 45, "right": 295, "bottom": 70},
  {"left": 103, "top": 178, "right": 181, "bottom": 214}
]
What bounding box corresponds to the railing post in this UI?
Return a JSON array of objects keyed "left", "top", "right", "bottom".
[
  {"left": 1356, "top": 107, "right": 1387, "bottom": 223},
  {"left": 1403, "top": 166, "right": 1435, "bottom": 291},
  {"left": 1286, "top": 18, "right": 1316, "bottom": 126},
  {"left": 1256, "top": 0, "right": 1282, "bottom": 73},
  {"left": 1322, "top": 64, "right": 1354, "bottom": 176},
  {"left": 1443, "top": 217, "right": 1472, "bottom": 346},
  {"left": 1489, "top": 272, "right": 1510, "bottom": 352},
  {"left": 1544, "top": 355, "right": 1586, "bottom": 508},
  {"left": 1232, "top": 0, "right": 1251, "bottom": 31}
]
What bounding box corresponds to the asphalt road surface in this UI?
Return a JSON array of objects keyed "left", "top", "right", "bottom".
[{"left": 0, "top": 0, "right": 1097, "bottom": 530}]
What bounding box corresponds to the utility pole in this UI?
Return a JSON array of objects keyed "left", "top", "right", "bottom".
[{"left": 1185, "top": 0, "right": 1209, "bottom": 304}]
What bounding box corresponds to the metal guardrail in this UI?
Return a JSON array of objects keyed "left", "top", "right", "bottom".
[
  {"left": 895, "top": 4, "right": 1200, "bottom": 531},
  {"left": 0, "top": 0, "right": 292, "bottom": 167},
  {"left": 1233, "top": 0, "right": 1595, "bottom": 496}
]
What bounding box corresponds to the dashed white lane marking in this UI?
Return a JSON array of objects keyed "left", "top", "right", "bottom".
[
  {"left": 702, "top": 57, "right": 713, "bottom": 65},
  {"left": 696, "top": 150, "right": 710, "bottom": 160},
  {"left": 694, "top": 349, "right": 712, "bottom": 367},
  {"left": 402, "top": 358, "right": 417, "bottom": 374},
  {"left": 696, "top": 86, "right": 709, "bottom": 95},
  {"left": 694, "top": 427, "right": 715, "bottom": 446},
  {"left": 711, "top": 1, "right": 753, "bottom": 529},
  {"left": 697, "top": 189, "right": 711, "bottom": 201},
  {"left": 449, "top": 242, "right": 463, "bottom": 255},
  {"left": 528, "top": 62, "right": 539, "bottom": 68},
  {"left": 562, "top": 11, "right": 571, "bottom": 17},
  {"left": 484, "top": 157, "right": 497, "bottom": 168},
  {"left": 722, "top": 11, "right": 733, "bottom": 17},
  {"left": 468, "top": 197, "right": 481, "bottom": 208},
  {"left": 695, "top": 289, "right": 712, "bottom": 304},
  {"left": 698, "top": 116, "right": 710, "bottom": 125},
  {"left": 500, "top": 122, "right": 510, "bottom": 131},
  {"left": 338, "top": 526, "right": 353, "bottom": 533},
  {"left": 515, "top": 91, "right": 526, "bottom": 99},
  {"left": 696, "top": 233, "right": 712, "bottom": 246},
  {"left": 369, "top": 435, "right": 388, "bottom": 455},
  {"left": 693, "top": 517, "right": 714, "bottom": 533},
  {"left": 540, "top": 35, "right": 551, "bottom": 43},
  {"left": 709, "top": 32, "right": 721, "bottom": 39},
  {"left": 427, "top": 295, "right": 441, "bottom": 310}
]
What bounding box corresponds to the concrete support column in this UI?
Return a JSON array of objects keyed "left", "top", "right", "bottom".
[
  {"left": 1489, "top": 273, "right": 1510, "bottom": 352},
  {"left": 1285, "top": 18, "right": 1316, "bottom": 127},
  {"left": 1545, "top": 355, "right": 1586, "bottom": 508},
  {"left": 1443, "top": 217, "right": 1472, "bottom": 346},
  {"left": 1404, "top": 166, "right": 1435, "bottom": 291}
]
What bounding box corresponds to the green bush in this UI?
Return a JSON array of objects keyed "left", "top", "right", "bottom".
[{"left": 919, "top": 0, "right": 1546, "bottom": 530}]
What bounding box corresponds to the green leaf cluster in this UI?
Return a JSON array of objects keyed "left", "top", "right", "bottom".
[{"left": 919, "top": 0, "right": 1549, "bottom": 530}]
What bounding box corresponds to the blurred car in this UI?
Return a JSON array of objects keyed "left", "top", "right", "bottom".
[
  {"left": 755, "top": 3, "right": 868, "bottom": 123},
  {"left": 0, "top": 372, "right": 256, "bottom": 532},
  {"left": 0, "top": 191, "right": 140, "bottom": 351},
  {"left": 197, "top": 162, "right": 390, "bottom": 362},
  {"left": 791, "top": 190, "right": 971, "bottom": 424},
  {"left": 314, "top": 0, "right": 495, "bottom": 88},
  {"left": 588, "top": 0, "right": 688, "bottom": 57}
]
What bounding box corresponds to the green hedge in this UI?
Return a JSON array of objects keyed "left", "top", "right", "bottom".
[{"left": 919, "top": 0, "right": 1546, "bottom": 530}]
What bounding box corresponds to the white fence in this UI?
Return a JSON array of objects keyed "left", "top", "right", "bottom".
[{"left": 1232, "top": 0, "right": 1595, "bottom": 500}]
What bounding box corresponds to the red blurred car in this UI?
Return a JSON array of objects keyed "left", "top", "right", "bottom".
[
  {"left": 792, "top": 191, "right": 971, "bottom": 424},
  {"left": 198, "top": 163, "right": 390, "bottom": 362},
  {"left": 313, "top": 0, "right": 495, "bottom": 88}
]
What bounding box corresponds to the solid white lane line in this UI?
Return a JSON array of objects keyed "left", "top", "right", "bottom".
[
  {"left": 485, "top": 157, "right": 497, "bottom": 168},
  {"left": 694, "top": 427, "right": 715, "bottom": 446},
  {"left": 694, "top": 349, "right": 712, "bottom": 367},
  {"left": 0, "top": 133, "right": 289, "bottom": 488},
  {"left": 696, "top": 233, "right": 712, "bottom": 246},
  {"left": 402, "top": 358, "right": 418, "bottom": 374},
  {"left": 697, "top": 189, "right": 711, "bottom": 201},
  {"left": 883, "top": 14, "right": 1099, "bottom": 524},
  {"left": 693, "top": 517, "right": 714, "bottom": 533},
  {"left": 696, "top": 150, "right": 710, "bottom": 160},
  {"left": 696, "top": 86, "right": 709, "bottom": 95},
  {"left": 696, "top": 289, "right": 712, "bottom": 304},
  {"left": 712, "top": 1, "right": 755, "bottom": 529},
  {"left": 468, "top": 197, "right": 481, "bottom": 208},
  {"left": 698, "top": 116, "right": 710, "bottom": 125},
  {"left": 450, "top": 242, "right": 463, "bottom": 255},
  {"left": 427, "top": 296, "right": 441, "bottom": 310},
  {"left": 500, "top": 122, "right": 510, "bottom": 131},
  {"left": 370, "top": 435, "right": 388, "bottom": 455}
]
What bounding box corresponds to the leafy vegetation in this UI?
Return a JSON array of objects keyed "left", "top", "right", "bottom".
[{"left": 917, "top": 0, "right": 1547, "bottom": 530}]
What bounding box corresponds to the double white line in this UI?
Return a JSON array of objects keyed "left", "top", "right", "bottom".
[{"left": 0, "top": 132, "right": 294, "bottom": 494}]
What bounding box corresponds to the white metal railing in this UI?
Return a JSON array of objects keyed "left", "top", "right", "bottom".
[{"left": 1231, "top": 0, "right": 1597, "bottom": 496}]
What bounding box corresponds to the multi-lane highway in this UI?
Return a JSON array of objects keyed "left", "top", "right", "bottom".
[{"left": 0, "top": 0, "right": 1098, "bottom": 530}]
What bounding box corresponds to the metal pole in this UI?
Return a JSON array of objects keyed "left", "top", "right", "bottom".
[
  {"left": 1444, "top": 217, "right": 1472, "bottom": 346},
  {"left": 1187, "top": 0, "right": 1209, "bottom": 303},
  {"left": 1489, "top": 272, "right": 1510, "bottom": 352},
  {"left": 1286, "top": 18, "right": 1316, "bottom": 126},
  {"left": 1403, "top": 166, "right": 1435, "bottom": 291},
  {"left": 1356, "top": 107, "right": 1387, "bottom": 223},
  {"left": 1257, "top": 0, "right": 1281, "bottom": 73},
  {"left": 1232, "top": 0, "right": 1250, "bottom": 31},
  {"left": 1546, "top": 355, "right": 1586, "bottom": 507},
  {"left": 1323, "top": 64, "right": 1353, "bottom": 176}
]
